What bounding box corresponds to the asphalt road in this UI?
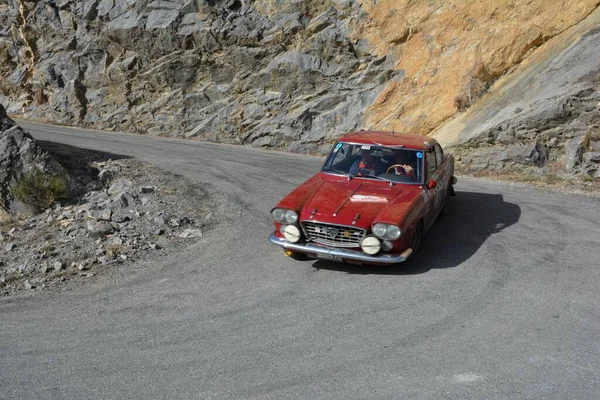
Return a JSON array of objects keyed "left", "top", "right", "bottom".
[{"left": 2, "top": 121, "right": 600, "bottom": 399}]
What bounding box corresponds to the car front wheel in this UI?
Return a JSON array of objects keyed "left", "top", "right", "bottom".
[{"left": 408, "top": 223, "right": 422, "bottom": 260}]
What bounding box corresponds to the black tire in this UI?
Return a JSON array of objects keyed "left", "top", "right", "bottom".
[{"left": 407, "top": 222, "right": 422, "bottom": 260}]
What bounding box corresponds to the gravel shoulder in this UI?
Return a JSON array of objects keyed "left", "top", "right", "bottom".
[{"left": 0, "top": 141, "right": 212, "bottom": 298}]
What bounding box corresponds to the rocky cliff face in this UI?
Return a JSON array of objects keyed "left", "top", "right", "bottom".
[
  {"left": 1, "top": 0, "right": 599, "bottom": 177},
  {"left": 1, "top": 0, "right": 397, "bottom": 153}
]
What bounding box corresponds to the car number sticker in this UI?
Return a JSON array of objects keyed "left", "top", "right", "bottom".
[
  {"left": 416, "top": 152, "right": 423, "bottom": 159},
  {"left": 361, "top": 145, "right": 371, "bottom": 150},
  {"left": 334, "top": 143, "right": 342, "bottom": 152},
  {"left": 350, "top": 195, "right": 388, "bottom": 203}
]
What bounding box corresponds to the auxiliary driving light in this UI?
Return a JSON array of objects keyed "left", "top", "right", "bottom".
[
  {"left": 382, "top": 240, "right": 394, "bottom": 251},
  {"left": 361, "top": 236, "right": 381, "bottom": 255},
  {"left": 283, "top": 225, "right": 301, "bottom": 243}
]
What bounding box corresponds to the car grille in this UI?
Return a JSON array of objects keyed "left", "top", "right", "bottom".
[{"left": 301, "top": 221, "right": 365, "bottom": 248}]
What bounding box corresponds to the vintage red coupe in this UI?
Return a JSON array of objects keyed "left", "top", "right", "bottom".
[{"left": 269, "top": 131, "right": 456, "bottom": 265}]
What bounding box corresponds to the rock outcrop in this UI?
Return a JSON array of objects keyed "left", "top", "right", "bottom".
[
  {"left": 0, "top": 103, "right": 66, "bottom": 210},
  {"left": 432, "top": 11, "right": 600, "bottom": 179}
]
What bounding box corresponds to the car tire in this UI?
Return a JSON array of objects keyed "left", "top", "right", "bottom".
[{"left": 407, "top": 222, "right": 422, "bottom": 260}]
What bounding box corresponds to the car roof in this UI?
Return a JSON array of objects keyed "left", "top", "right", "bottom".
[{"left": 338, "top": 130, "right": 437, "bottom": 150}]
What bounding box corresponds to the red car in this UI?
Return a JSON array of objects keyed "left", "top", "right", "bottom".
[{"left": 269, "top": 131, "right": 456, "bottom": 265}]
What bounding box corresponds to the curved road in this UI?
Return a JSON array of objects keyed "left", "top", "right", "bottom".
[{"left": 2, "top": 122, "right": 600, "bottom": 399}]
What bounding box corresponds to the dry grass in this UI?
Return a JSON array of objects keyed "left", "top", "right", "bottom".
[
  {"left": 105, "top": 244, "right": 126, "bottom": 258},
  {"left": 0, "top": 208, "right": 12, "bottom": 226},
  {"left": 10, "top": 169, "right": 67, "bottom": 213}
]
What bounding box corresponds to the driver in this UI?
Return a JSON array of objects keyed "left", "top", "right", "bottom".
[
  {"left": 388, "top": 150, "right": 416, "bottom": 181},
  {"left": 349, "top": 150, "right": 384, "bottom": 176}
]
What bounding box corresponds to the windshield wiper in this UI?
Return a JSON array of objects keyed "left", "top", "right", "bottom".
[
  {"left": 359, "top": 174, "right": 396, "bottom": 185},
  {"left": 323, "top": 169, "right": 353, "bottom": 180}
]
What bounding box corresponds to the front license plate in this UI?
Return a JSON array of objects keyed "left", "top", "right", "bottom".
[{"left": 315, "top": 252, "right": 343, "bottom": 262}]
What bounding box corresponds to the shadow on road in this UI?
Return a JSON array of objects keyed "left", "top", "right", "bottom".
[
  {"left": 38, "top": 140, "right": 131, "bottom": 168},
  {"left": 310, "top": 190, "right": 521, "bottom": 275},
  {"left": 36, "top": 140, "right": 132, "bottom": 203}
]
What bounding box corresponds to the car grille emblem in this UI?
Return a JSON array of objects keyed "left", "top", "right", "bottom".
[{"left": 327, "top": 228, "right": 339, "bottom": 238}]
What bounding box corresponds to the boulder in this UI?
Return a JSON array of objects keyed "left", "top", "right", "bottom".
[{"left": 0, "top": 104, "right": 68, "bottom": 211}]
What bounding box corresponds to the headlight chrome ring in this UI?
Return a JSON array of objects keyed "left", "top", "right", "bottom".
[
  {"left": 284, "top": 210, "right": 298, "bottom": 224},
  {"left": 371, "top": 223, "right": 401, "bottom": 240},
  {"left": 272, "top": 208, "right": 286, "bottom": 222}
]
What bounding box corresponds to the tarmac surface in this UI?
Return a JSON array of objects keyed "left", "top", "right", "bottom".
[{"left": 1, "top": 121, "right": 599, "bottom": 399}]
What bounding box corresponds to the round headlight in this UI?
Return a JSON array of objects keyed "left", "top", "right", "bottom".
[
  {"left": 372, "top": 223, "right": 387, "bottom": 238},
  {"left": 386, "top": 225, "right": 401, "bottom": 240},
  {"left": 285, "top": 210, "right": 298, "bottom": 224},
  {"left": 361, "top": 236, "right": 381, "bottom": 255},
  {"left": 283, "top": 225, "right": 301, "bottom": 243},
  {"left": 272, "top": 208, "right": 285, "bottom": 222}
]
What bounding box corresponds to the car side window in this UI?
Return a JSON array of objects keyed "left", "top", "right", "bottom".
[
  {"left": 328, "top": 144, "right": 348, "bottom": 169},
  {"left": 426, "top": 148, "right": 437, "bottom": 180},
  {"left": 434, "top": 144, "right": 444, "bottom": 167}
]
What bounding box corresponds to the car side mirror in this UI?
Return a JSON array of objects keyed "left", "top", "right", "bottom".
[{"left": 427, "top": 179, "right": 436, "bottom": 189}]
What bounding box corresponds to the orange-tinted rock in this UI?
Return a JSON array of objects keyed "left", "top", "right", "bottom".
[{"left": 352, "top": 0, "right": 600, "bottom": 134}]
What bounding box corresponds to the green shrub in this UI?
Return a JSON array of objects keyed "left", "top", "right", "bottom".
[{"left": 10, "top": 169, "right": 67, "bottom": 212}]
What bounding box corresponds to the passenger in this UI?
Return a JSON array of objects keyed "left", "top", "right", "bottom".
[{"left": 349, "top": 150, "right": 385, "bottom": 176}]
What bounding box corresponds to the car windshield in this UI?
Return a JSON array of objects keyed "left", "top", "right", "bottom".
[{"left": 322, "top": 142, "right": 424, "bottom": 184}]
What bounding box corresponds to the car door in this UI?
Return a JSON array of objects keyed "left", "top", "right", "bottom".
[
  {"left": 422, "top": 147, "right": 439, "bottom": 229},
  {"left": 431, "top": 143, "right": 451, "bottom": 216}
]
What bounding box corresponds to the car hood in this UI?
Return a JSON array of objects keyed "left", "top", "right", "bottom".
[{"left": 300, "top": 177, "right": 420, "bottom": 228}]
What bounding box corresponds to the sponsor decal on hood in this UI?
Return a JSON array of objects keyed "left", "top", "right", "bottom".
[{"left": 349, "top": 195, "right": 388, "bottom": 203}]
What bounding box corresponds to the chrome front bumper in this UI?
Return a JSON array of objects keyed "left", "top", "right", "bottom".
[{"left": 269, "top": 234, "right": 412, "bottom": 265}]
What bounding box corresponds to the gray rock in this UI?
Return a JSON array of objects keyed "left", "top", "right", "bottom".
[
  {"left": 108, "top": 179, "right": 134, "bottom": 195},
  {"left": 153, "top": 215, "right": 166, "bottom": 225},
  {"left": 24, "top": 280, "right": 35, "bottom": 290},
  {"left": 146, "top": 9, "right": 180, "bottom": 29},
  {"left": 0, "top": 106, "right": 70, "bottom": 211},
  {"left": 494, "top": 142, "right": 546, "bottom": 167},
  {"left": 53, "top": 261, "right": 65, "bottom": 271},
  {"left": 108, "top": 192, "right": 136, "bottom": 210},
  {"left": 5, "top": 242, "right": 15, "bottom": 252},
  {"left": 86, "top": 220, "right": 116, "bottom": 237},
  {"left": 179, "top": 228, "right": 202, "bottom": 239},
  {"left": 108, "top": 10, "right": 140, "bottom": 30},
  {"left": 583, "top": 152, "right": 600, "bottom": 164},
  {"left": 98, "top": 169, "right": 115, "bottom": 184},
  {"left": 89, "top": 209, "right": 113, "bottom": 221},
  {"left": 565, "top": 135, "right": 587, "bottom": 170}
]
